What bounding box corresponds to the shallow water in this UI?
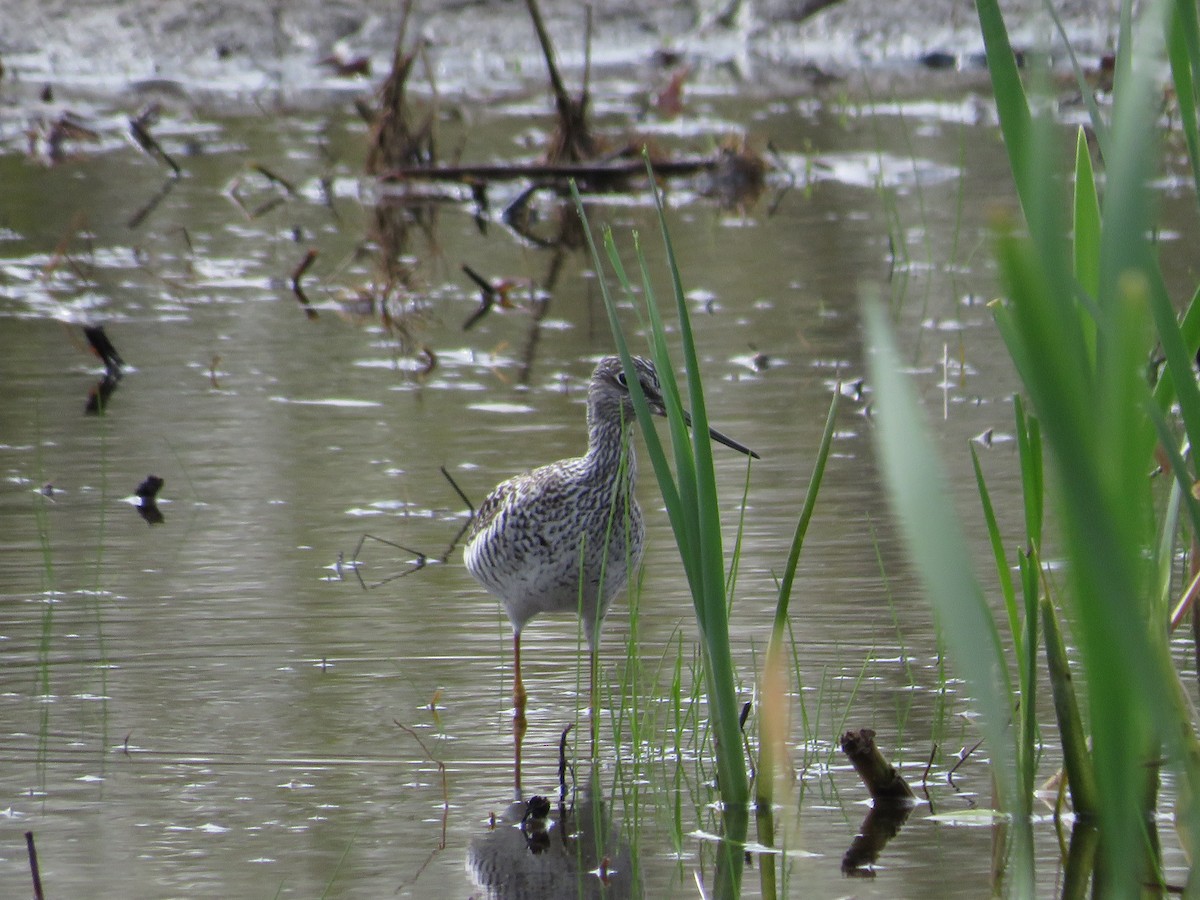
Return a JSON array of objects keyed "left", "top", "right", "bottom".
[{"left": 1, "top": 71, "right": 1197, "bottom": 898}]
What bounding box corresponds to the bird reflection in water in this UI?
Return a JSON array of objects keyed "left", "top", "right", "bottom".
[
  {"left": 82, "top": 325, "right": 124, "bottom": 414},
  {"left": 468, "top": 761, "right": 636, "bottom": 900}
]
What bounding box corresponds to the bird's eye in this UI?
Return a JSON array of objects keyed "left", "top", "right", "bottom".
[{"left": 616, "top": 371, "right": 628, "bottom": 387}]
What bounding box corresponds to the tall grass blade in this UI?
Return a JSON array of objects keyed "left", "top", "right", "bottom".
[
  {"left": 975, "top": 3, "right": 1200, "bottom": 889},
  {"left": 1146, "top": 398, "right": 1200, "bottom": 545},
  {"left": 768, "top": 390, "right": 838, "bottom": 641},
  {"left": 645, "top": 166, "right": 751, "bottom": 811},
  {"left": 863, "top": 298, "right": 1033, "bottom": 892},
  {"left": 975, "top": 0, "right": 1034, "bottom": 212},
  {"left": 1167, "top": 0, "right": 1200, "bottom": 209},
  {"left": 756, "top": 388, "right": 838, "bottom": 811},
  {"left": 1044, "top": 1, "right": 1111, "bottom": 157},
  {"left": 970, "top": 447, "right": 1019, "bottom": 651},
  {"left": 1152, "top": 282, "right": 1200, "bottom": 411},
  {"left": 1071, "top": 127, "right": 1101, "bottom": 362},
  {"left": 1011, "top": 399, "right": 1043, "bottom": 807},
  {"left": 571, "top": 173, "right": 750, "bottom": 882},
  {"left": 1040, "top": 595, "right": 1098, "bottom": 818},
  {"left": 1012, "top": 396, "right": 1043, "bottom": 549}
]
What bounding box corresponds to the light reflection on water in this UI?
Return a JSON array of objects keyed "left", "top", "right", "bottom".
[{"left": 0, "top": 79, "right": 1196, "bottom": 898}]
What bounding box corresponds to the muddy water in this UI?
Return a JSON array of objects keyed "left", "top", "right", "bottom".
[{"left": 0, "top": 78, "right": 1196, "bottom": 898}]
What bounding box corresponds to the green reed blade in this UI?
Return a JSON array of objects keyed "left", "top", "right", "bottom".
[
  {"left": 975, "top": 0, "right": 1035, "bottom": 213},
  {"left": 969, "top": 446, "right": 1019, "bottom": 654},
  {"left": 574, "top": 192, "right": 683, "bottom": 550},
  {"left": 1044, "top": 1, "right": 1111, "bottom": 157},
  {"left": 1017, "top": 547, "right": 1039, "bottom": 800},
  {"left": 770, "top": 387, "right": 838, "bottom": 639},
  {"left": 632, "top": 234, "right": 706, "bottom": 595},
  {"left": 1168, "top": 0, "right": 1200, "bottom": 212},
  {"left": 1041, "top": 595, "right": 1099, "bottom": 819},
  {"left": 757, "top": 387, "right": 838, "bottom": 813},
  {"left": 1146, "top": 271, "right": 1200, "bottom": 482},
  {"left": 571, "top": 173, "right": 750, "bottom": 821},
  {"left": 648, "top": 175, "right": 727, "bottom": 626},
  {"left": 1072, "top": 127, "right": 1101, "bottom": 362},
  {"left": 864, "top": 298, "right": 1032, "bottom": 892},
  {"left": 1146, "top": 393, "right": 1200, "bottom": 545},
  {"left": 1013, "top": 396, "right": 1044, "bottom": 549}
]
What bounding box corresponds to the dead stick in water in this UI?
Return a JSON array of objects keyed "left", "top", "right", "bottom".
[
  {"left": 379, "top": 155, "right": 724, "bottom": 184},
  {"left": 525, "top": 0, "right": 571, "bottom": 118},
  {"left": 26, "top": 831, "right": 45, "bottom": 900},
  {"left": 558, "top": 723, "right": 574, "bottom": 803},
  {"left": 129, "top": 116, "right": 181, "bottom": 176},
  {"left": 841, "top": 729, "right": 915, "bottom": 802},
  {"left": 251, "top": 163, "right": 297, "bottom": 196},
  {"left": 441, "top": 465, "right": 475, "bottom": 515},
  {"left": 290, "top": 249, "right": 319, "bottom": 320}
]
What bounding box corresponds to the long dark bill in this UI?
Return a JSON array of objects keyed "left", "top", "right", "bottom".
[
  {"left": 706, "top": 423, "right": 760, "bottom": 460},
  {"left": 679, "top": 409, "right": 760, "bottom": 459}
]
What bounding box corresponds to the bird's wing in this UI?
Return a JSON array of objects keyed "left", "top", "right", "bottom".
[
  {"left": 465, "top": 457, "right": 583, "bottom": 549},
  {"left": 466, "top": 476, "right": 519, "bottom": 545}
]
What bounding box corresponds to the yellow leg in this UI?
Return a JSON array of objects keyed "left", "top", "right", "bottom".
[
  {"left": 512, "top": 631, "right": 528, "bottom": 796},
  {"left": 513, "top": 702, "right": 528, "bottom": 797},
  {"left": 513, "top": 632, "right": 528, "bottom": 714}
]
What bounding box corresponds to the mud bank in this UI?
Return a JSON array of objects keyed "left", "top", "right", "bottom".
[{"left": 0, "top": 0, "right": 1119, "bottom": 104}]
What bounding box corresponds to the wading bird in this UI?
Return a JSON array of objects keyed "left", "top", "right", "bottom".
[{"left": 464, "top": 355, "right": 758, "bottom": 720}]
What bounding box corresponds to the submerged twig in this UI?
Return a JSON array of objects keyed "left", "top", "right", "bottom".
[
  {"left": 366, "top": 0, "right": 436, "bottom": 175},
  {"left": 558, "top": 723, "right": 574, "bottom": 803},
  {"left": 381, "top": 154, "right": 725, "bottom": 184},
  {"left": 462, "top": 263, "right": 500, "bottom": 330},
  {"left": 524, "top": 0, "right": 594, "bottom": 162},
  {"left": 83, "top": 325, "right": 125, "bottom": 375},
  {"left": 441, "top": 465, "right": 475, "bottom": 515},
  {"left": 352, "top": 533, "right": 430, "bottom": 588},
  {"left": 127, "top": 176, "right": 179, "bottom": 229},
  {"left": 290, "top": 248, "right": 320, "bottom": 320},
  {"left": 392, "top": 718, "right": 448, "bottom": 893},
  {"left": 25, "top": 831, "right": 44, "bottom": 900},
  {"left": 395, "top": 719, "right": 449, "bottom": 814},
  {"left": 129, "top": 105, "right": 182, "bottom": 176},
  {"left": 946, "top": 736, "right": 986, "bottom": 785},
  {"left": 351, "top": 467, "right": 476, "bottom": 588},
  {"left": 839, "top": 729, "right": 915, "bottom": 876},
  {"left": 43, "top": 211, "right": 90, "bottom": 282},
  {"left": 135, "top": 475, "right": 164, "bottom": 499},
  {"left": 82, "top": 324, "right": 125, "bottom": 415},
  {"left": 227, "top": 166, "right": 294, "bottom": 219},
  {"left": 250, "top": 163, "right": 297, "bottom": 197},
  {"left": 135, "top": 474, "right": 166, "bottom": 525},
  {"left": 922, "top": 742, "right": 937, "bottom": 787}
]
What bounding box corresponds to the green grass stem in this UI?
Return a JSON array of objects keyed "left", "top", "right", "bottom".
[
  {"left": 1040, "top": 595, "right": 1098, "bottom": 819},
  {"left": 864, "top": 297, "right": 1033, "bottom": 893},
  {"left": 1168, "top": 0, "right": 1200, "bottom": 216},
  {"left": 572, "top": 168, "right": 750, "bottom": 890},
  {"left": 969, "top": 447, "right": 1019, "bottom": 653},
  {"left": 756, "top": 387, "right": 837, "bottom": 817},
  {"left": 964, "top": 0, "right": 1200, "bottom": 890}
]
